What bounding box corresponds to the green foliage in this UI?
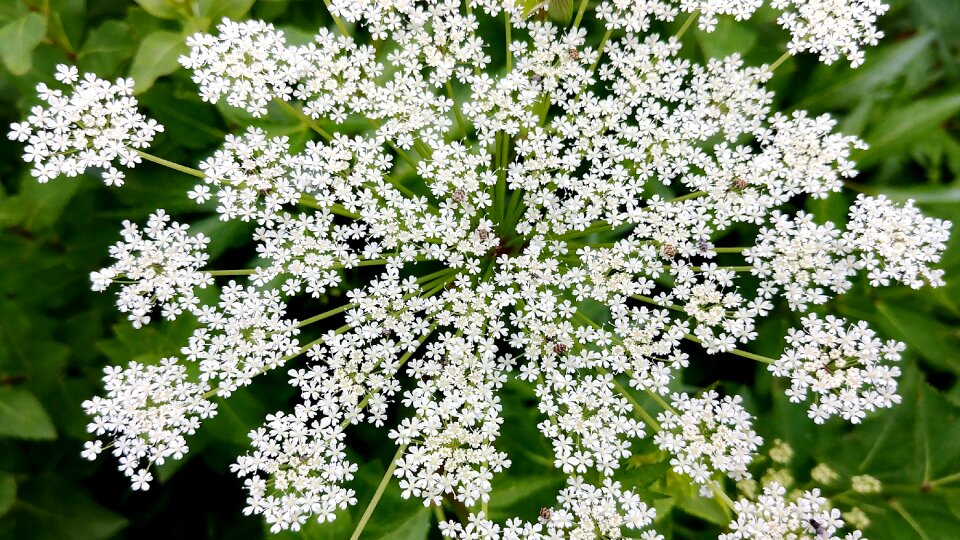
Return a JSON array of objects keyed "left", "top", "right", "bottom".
[{"left": 0, "top": 0, "right": 957, "bottom": 538}]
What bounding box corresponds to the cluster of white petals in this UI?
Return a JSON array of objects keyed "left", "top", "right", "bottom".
[
  {"left": 193, "top": 126, "right": 300, "bottom": 222},
  {"left": 655, "top": 391, "right": 762, "bottom": 491},
  {"left": 180, "top": 19, "right": 307, "bottom": 116},
  {"left": 747, "top": 211, "right": 857, "bottom": 311},
  {"left": 90, "top": 210, "right": 213, "bottom": 328},
  {"left": 440, "top": 477, "right": 661, "bottom": 540},
  {"left": 80, "top": 358, "right": 216, "bottom": 489},
  {"left": 182, "top": 282, "right": 301, "bottom": 397},
  {"left": 720, "top": 482, "right": 865, "bottom": 540},
  {"left": 13, "top": 0, "right": 951, "bottom": 538},
  {"left": 7, "top": 64, "right": 162, "bottom": 185},
  {"left": 772, "top": 0, "right": 888, "bottom": 67},
  {"left": 773, "top": 314, "right": 904, "bottom": 424},
  {"left": 844, "top": 194, "right": 951, "bottom": 289}
]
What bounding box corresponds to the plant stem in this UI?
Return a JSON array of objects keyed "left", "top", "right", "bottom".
[
  {"left": 675, "top": 11, "right": 699, "bottom": 39},
  {"left": 769, "top": 51, "right": 792, "bottom": 72},
  {"left": 684, "top": 334, "right": 776, "bottom": 365},
  {"left": 349, "top": 444, "right": 408, "bottom": 540},
  {"left": 204, "top": 269, "right": 257, "bottom": 276},
  {"left": 296, "top": 303, "right": 354, "bottom": 329},
  {"left": 137, "top": 151, "right": 205, "bottom": 178},
  {"left": 320, "top": 0, "right": 351, "bottom": 36},
  {"left": 505, "top": 12, "right": 513, "bottom": 72},
  {"left": 274, "top": 98, "right": 334, "bottom": 141},
  {"left": 572, "top": 0, "right": 590, "bottom": 28}
]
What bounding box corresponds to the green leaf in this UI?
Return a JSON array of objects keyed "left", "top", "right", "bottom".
[
  {"left": 0, "top": 473, "right": 15, "bottom": 517},
  {"left": 858, "top": 92, "right": 960, "bottom": 168},
  {"left": 694, "top": 17, "right": 757, "bottom": 59},
  {"left": 134, "top": 0, "right": 182, "bottom": 19},
  {"left": 78, "top": 20, "right": 136, "bottom": 79},
  {"left": 0, "top": 387, "right": 56, "bottom": 440},
  {"left": 0, "top": 475, "right": 127, "bottom": 540},
  {"left": 129, "top": 30, "right": 188, "bottom": 94},
  {"left": 198, "top": 0, "right": 256, "bottom": 20},
  {"left": 139, "top": 81, "right": 225, "bottom": 149},
  {"left": 874, "top": 301, "right": 960, "bottom": 375},
  {"left": 47, "top": 0, "right": 85, "bottom": 54},
  {"left": 0, "top": 13, "right": 48, "bottom": 75},
  {"left": 874, "top": 183, "right": 960, "bottom": 205},
  {"left": 547, "top": 0, "right": 574, "bottom": 25},
  {"left": 369, "top": 507, "right": 431, "bottom": 540},
  {"left": 799, "top": 33, "right": 935, "bottom": 110}
]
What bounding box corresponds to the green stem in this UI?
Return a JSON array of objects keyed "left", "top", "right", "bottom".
[
  {"left": 350, "top": 444, "right": 408, "bottom": 540},
  {"left": 632, "top": 294, "right": 685, "bottom": 313},
  {"left": 769, "top": 51, "right": 792, "bottom": 72},
  {"left": 712, "top": 247, "right": 747, "bottom": 253},
  {"left": 432, "top": 503, "right": 445, "bottom": 524},
  {"left": 684, "top": 334, "right": 776, "bottom": 365},
  {"left": 446, "top": 81, "right": 468, "bottom": 138},
  {"left": 320, "top": 0, "right": 351, "bottom": 36},
  {"left": 505, "top": 12, "right": 513, "bottom": 72},
  {"left": 669, "top": 190, "right": 707, "bottom": 202},
  {"left": 572, "top": 0, "right": 590, "bottom": 28},
  {"left": 931, "top": 471, "right": 960, "bottom": 487},
  {"left": 675, "top": 11, "right": 699, "bottom": 39},
  {"left": 296, "top": 303, "right": 353, "bottom": 329},
  {"left": 297, "top": 196, "right": 361, "bottom": 219},
  {"left": 204, "top": 269, "right": 257, "bottom": 276},
  {"left": 137, "top": 151, "right": 205, "bottom": 179},
  {"left": 274, "top": 98, "right": 334, "bottom": 141}
]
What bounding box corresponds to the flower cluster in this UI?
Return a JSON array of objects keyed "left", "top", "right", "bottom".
[
  {"left": 7, "top": 64, "right": 163, "bottom": 185},
  {"left": 844, "top": 194, "right": 951, "bottom": 289},
  {"left": 9, "top": 0, "right": 951, "bottom": 538},
  {"left": 746, "top": 211, "right": 857, "bottom": 311},
  {"left": 80, "top": 358, "right": 217, "bottom": 489},
  {"left": 180, "top": 19, "right": 307, "bottom": 116},
  {"left": 773, "top": 314, "right": 904, "bottom": 423},
  {"left": 720, "top": 483, "right": 863, "bottom": 540},
  {"left": 772, "top": 0, "right": 888, "bottom": 66},
  {"left": 655, "top": 392, "right": 762, "bottom": 491},
  {"left": 90, "top": 210, "right": 213, "bottom": 328},
  {"left": 439, "top": 477, "right": 660, "bottom": 540}
]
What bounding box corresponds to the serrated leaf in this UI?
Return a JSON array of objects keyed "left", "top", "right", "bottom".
[
  {"left": 0, "top": 13, "right": 47, "bottom": 75},
  {"left": 129, "top": 30, "right": 188, "bottom": 94},
  {"left": 0, "top": 387, "right": 56, "bottom": 440}
]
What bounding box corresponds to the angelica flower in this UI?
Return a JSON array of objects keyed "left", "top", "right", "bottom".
[
  {"left": 773, "top": 314, "right": 904, "bottom": 424},
  {"left": 8, "top": 65, "right": 163, "bottom": 185}
]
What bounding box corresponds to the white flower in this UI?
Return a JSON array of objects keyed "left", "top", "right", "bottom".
[
  {"left": 91, "top": 210, "right": 213, "bottom": 328},
  {"left": 655, "top": 391, "right": 762, "bottom": 489},
  {"left": 773, "top": 313, "right": 904, "bottom": 424},
  {"left": 772, "top": 0, "right": 888, "bottom": 67},
  {"left": 180, "top": 19, "right": 309, "bottom": 116},
  {"left": 844, "top": 194, "right": 951, "bottom": 289},
  {"left": 746, "top": 211, "right": 858, "bottom": 311},
  {"left": 8, "top": 66, "right": 163, "bottom": 185},
  {"left": 15, "top": 0, "right": 943, "bottom": 534},
  {"left": 721, "top": 482, "right": 865, "bottom": 539}
]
